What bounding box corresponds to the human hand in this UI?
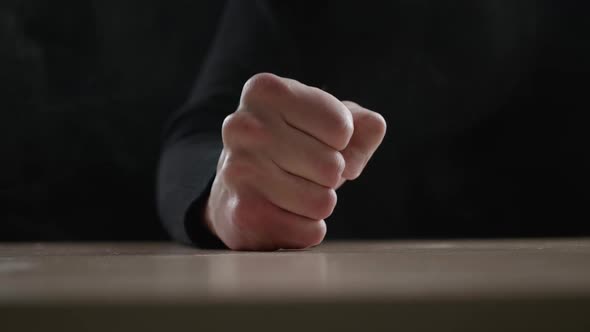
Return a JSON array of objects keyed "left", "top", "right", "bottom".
[{"left": 203, "top": 73, "right": 386, "bottom": 250}]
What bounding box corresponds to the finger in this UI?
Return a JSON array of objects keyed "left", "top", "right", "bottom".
[
  {"left": 258, "top": 158, "right": 338, "bottom": 221},
  {"left": 255, "top": 200, "right": 327, "bottom": 250},
  {"left": 221, "top": 111, "right": 270, "bottom": 150},
  {"left": 340, "top": 101, "right": 387, "bottom": 180},
  {"left": 240, "top": 73, "right": 353, "bottom": 151},
  {"left": 270, "top": 121, "right": 345, "bottom": 188},
  {"left": 231, "top": 192, "right": 327, "bottom": 250}
]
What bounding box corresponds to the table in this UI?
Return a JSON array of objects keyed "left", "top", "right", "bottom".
[{"left": 1, "top": 239, "right": 590, "bottom": 331}]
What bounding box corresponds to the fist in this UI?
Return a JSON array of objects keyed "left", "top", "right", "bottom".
[{"left": 204, "top": 73, "right": 386, "bottom": 250}]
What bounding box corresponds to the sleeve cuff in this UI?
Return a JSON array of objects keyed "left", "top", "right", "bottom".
[{"left": 157, "top": 134, "right": 225, "bottom": 247}]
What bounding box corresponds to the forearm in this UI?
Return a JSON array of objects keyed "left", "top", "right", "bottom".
[{"left": 156, "top": 0, "right": 300, "bottom": 245}]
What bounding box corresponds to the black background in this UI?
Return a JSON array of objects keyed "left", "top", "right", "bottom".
[
  {"left": 1, "top": 1, "right": 589, "bottom": 241},
  {"left": 0, "top": 0, "right": 226, "bottom": 240}
]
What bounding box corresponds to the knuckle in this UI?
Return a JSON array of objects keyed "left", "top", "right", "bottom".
[
  {"left": 240, "top": 72, "right": 289, "bottom": 108},
  {"left": 300, "top": 221, "right": 327, "bottom": 248},
  {"left": 341, "top": 148, "right": 365, "bottom": 180},
  {"left": 311, "top": 221, "right": 328, "bottom": 246},
  {"left": 320, "top": 151, "right": 345, "bottom": 188},
  {"left": 221, "top": 113, "right": 238, "bottom": 143},
  {"left": 222, "top": 112, "right": 269, "bottom": 146},
  {"left": 308, "top": 90, "right": 355, "bottom": 151},
  {"left": 310, "top": 188, "right": 337, "bottom": 220},
  {"left": 330, "top": 106, "right": 354, "bottom": 150},
  {"left": 221, "top": 113, "right": 244, "bottom": 145}
]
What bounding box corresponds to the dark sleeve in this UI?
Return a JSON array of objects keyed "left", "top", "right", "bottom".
[{"left": 156, "top": 0, "right": 301, "bottom": 245}]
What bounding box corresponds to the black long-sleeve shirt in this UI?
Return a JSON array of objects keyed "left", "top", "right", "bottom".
[{"left": 158, "top": 0, "right": 590, "bottom": 246}]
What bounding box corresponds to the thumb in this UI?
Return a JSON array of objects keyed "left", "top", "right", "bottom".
[{"left": 339, "top": 101, "right": 387, "bottom": 184}]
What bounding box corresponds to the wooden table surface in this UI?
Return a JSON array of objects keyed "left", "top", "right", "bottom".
[{"left": 1, "top": 239, "right": 590, "bottom": 331}]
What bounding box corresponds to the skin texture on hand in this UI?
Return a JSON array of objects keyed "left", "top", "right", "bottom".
[{"left": 204, "top": 73, "right": 386, "bottom": 251}]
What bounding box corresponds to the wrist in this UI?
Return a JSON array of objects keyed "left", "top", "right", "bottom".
[
  {"left": 185, "top": 184, "right": 226, "bottom": 249},
  {"left": 203, "top": 197, "right": 218, "bottom": 238}
]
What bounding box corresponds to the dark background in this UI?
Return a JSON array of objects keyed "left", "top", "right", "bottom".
[
  {"left": 1, "top": 1, "right": 589, "bottom": 241},
  {"left": 1, "top": 0, "right": 226, "bottom": 240}
]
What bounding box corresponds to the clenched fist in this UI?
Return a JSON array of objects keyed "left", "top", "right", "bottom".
[{"left": 204, "top": 73, "right": 386, "bottom": 250}]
